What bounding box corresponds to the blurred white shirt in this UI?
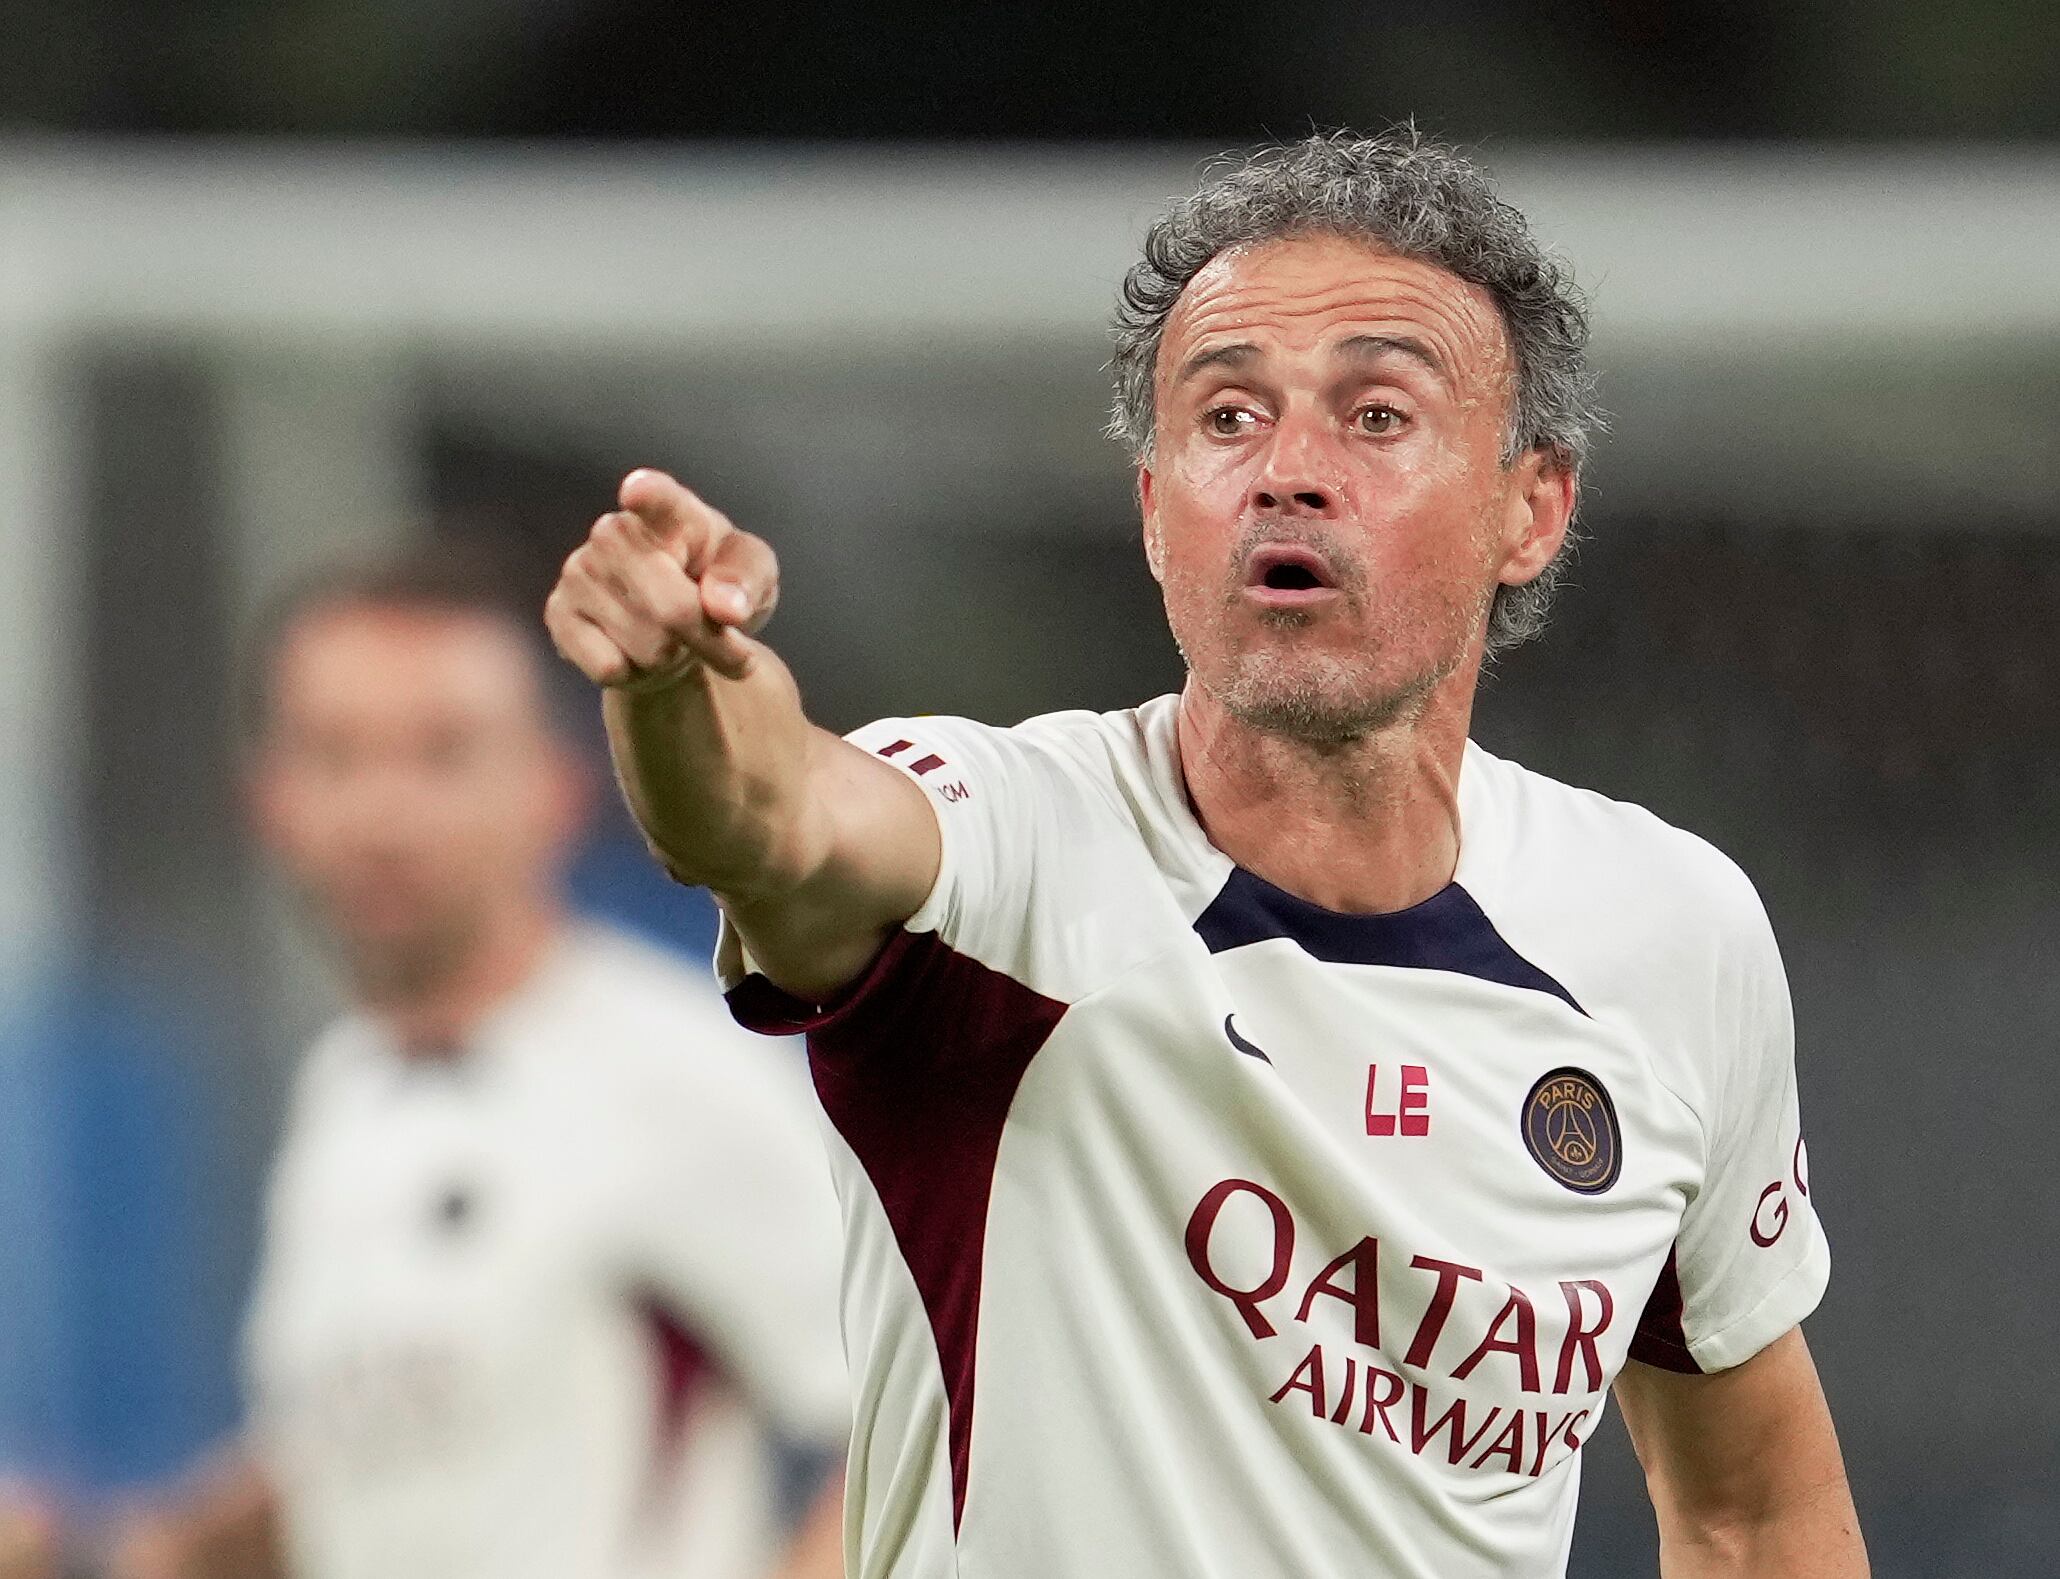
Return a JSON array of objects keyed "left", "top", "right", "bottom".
[{"left": 245, "top": 921, "right": 847, "bottom": 1579}]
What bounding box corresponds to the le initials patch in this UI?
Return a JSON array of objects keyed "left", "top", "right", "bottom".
[{"left": 1366, "top": 1064, "right": 1430, "bottom": 1137}]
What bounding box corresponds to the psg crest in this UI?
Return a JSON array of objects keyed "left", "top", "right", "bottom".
[{"left": 1521, "top": 1068, "right": 1622, "bottom": 1194}]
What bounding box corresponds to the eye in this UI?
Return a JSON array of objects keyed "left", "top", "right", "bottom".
[
  {"left": 1204, "top": 405, "right": 1261, "bottom": 438},
  {"left": 1355, "top": 404, "right": 1406, "bottom": 436}
]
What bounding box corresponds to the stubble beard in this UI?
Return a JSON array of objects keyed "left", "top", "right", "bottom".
[
  {"left": 1167, "top": 521, "right": 1466, "bottom": 746},
  {"left": 1190, "top": 631, "right": 1453, "bottom": 744},
  {"left": 323, "top": 895, "right": 487, "bottom": 1008}
]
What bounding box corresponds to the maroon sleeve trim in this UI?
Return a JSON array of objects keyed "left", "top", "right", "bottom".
[
  {"left": 1627, "top": 1245, "right": 1704, "bottom": 1374},
  {"left": 724, "top": 929, "right": 927, "bottom": 1038}
]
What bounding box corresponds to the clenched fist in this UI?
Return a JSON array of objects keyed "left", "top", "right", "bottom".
[{"left": 546, "top": 469, "right": 780, "bottom": 688}]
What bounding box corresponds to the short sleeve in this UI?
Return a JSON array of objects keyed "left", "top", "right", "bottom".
[
  {"left": 1634, "top": 880, "right": 1830, "bottom": 1375},
  {"left": 615, "top": 1021, "right": 850, "bottom": 1448},
  {"left": 716, "top": 713, "right": 1122, "bottom": 1032}
]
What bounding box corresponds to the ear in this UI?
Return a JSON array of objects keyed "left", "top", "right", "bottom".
[
  {"left": 1139, "top": 465, "right": 1166, "bottom": 583},
  {"left": 525, "top": 737, "right": 596, "bottom": 868},
  {"left": 1496, "top": 449, "right": 1576, "bottom": 589}
]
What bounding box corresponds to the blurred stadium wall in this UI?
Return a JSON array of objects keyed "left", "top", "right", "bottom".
[{"left": 1, "top": 143, "right": 2056, "bottom": 1573}]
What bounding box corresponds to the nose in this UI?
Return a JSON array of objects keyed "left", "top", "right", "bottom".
[{"left": 1249, "top": 418, "right": 1340, "bottom": 518}]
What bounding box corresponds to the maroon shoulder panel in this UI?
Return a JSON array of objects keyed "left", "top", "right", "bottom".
[
  {"left": 1626, "top": 1244, "right": 1702, "bottom": 1374},
  {"left": 728, "top": 929, "right": 1067, "bottom": 1531}
]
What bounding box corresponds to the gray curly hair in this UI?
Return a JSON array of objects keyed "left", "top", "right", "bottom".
[{"left": 1109, "top": 128, "right": 1604, "bottom": 654}]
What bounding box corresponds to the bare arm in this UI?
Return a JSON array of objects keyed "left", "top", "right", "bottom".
[
  {"left": 0, "top": 1484, "right": 60, "bottom": 1579},
  {"left": 547, "top": 469, "right": 938, "bottom": 999},
  {"left": 101, "top": 1456, "right": 285, "bottom": 1579},
  {"left": 1615, "top": 1327, "right": 1866, "bottom": 1578}
]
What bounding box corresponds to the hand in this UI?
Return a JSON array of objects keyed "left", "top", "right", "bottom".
[{"left": 546, "top": 469, "right": 781, "bottom": 689}]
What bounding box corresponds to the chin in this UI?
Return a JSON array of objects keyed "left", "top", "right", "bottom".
[
  {"left": 1210, "top": 649, "right": 1439, "bottom": 743},
  {"left": 328, "top": 903, "right": 476, "bottom": 987}
]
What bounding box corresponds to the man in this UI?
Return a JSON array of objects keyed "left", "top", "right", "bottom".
[
  {"left": 545, "top": 131, "right": 1867, "bottom": 1577},
  {"left": 107, "top": 555, "right": 847, "bottom": 1579}
]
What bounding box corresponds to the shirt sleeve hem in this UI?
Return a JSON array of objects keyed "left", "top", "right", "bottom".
[
  {"left": 1686, "top": 1230, "right": 1831, "bottom": 1374},
  {"left": 723, "top": 928, "right": 928, "bottom": 1037}
]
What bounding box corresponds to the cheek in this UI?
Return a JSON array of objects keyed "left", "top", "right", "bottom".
[
  {"left": 267, "top": 772, "right": 364, "bottom": 850},
  {"left": 1156, "top": 431, "right": 1252, "bottom": 517},
  {"left": 1362, "top": 461, "right": 1501, "bottom": 577},
  {"left": 454, "top": 774, "right": 561, "bottom": 865},
  {"left": 1153, "top": 460, "right": 1242, "bottom": 569}
]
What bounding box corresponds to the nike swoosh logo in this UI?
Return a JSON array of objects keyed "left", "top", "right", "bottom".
[{"left": 1224, "top": 1014, "right": 1272, "bottom": 1063}]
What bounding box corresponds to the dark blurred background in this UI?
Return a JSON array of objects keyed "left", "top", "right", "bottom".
[
  {"left": 1, "top": 3, "right": 2056, "bottom": 1575},
  {"left": 5, "top": 0, "right": 2059, "bottom": 140}
]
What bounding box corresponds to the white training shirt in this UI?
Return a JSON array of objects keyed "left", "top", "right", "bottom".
[
  {"left": 718, "top": 694, "right": 1829, "bottom": 1579},
  {"left": 247, "top": 922, "right": 847, "bottom": 1579}
]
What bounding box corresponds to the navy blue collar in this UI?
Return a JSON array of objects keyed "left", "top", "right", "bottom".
[{"left": 1194, "top": 865, "right": 1583, "bottom": 1014}]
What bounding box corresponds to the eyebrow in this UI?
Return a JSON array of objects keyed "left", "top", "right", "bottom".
[
  {"left": 1173, "top": 342, "right": 1261, "bottom": 385},
  {"left": 1337, "top": 333, "right": 1447, "bottom": 381},
  {"left": 1173, "top": 333, "right": 1448, "bottom": 388}
]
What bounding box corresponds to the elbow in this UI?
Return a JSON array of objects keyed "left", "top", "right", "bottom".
[{"left": 1655, "top": 1479, "right": 1868, "bottom": 1578}]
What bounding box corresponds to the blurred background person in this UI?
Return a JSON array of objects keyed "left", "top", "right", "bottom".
[{"left": 96, "top": 554, "right": 847, "bottom": 1579}]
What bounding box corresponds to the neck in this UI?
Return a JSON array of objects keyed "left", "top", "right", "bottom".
[
  {"left": 1176, "top": 666, "right": 1477, "bottom": 914},
  {"left": 359, "top": 901, "right": 564, "bottom": 1056}
]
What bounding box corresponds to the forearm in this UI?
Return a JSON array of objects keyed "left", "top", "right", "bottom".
[
  {"left": 556, "top": 469, "right": 939, "bottom": 997},
  {"left": 1621, "top": 1334, "right": 1866, "bottom": 1579},
  {"left": 105, "top": 1457, "right": 286, "bottom": 1579},
  {"left": 602, "top": 651, "right": 831, "bottom": 900},
  {"left": 1657, "top": 1474, "right": 1866, "bottom": 1578}
]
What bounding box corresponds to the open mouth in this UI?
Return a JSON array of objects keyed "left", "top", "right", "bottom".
[{"left": 1244, "top": 543, "right": 1338, "bottom": 595}]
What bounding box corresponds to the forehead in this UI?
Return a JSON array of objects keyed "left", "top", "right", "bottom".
[
  {"left": 270, "top": 603, "right": 546, "bottom": 728},
  {"left": 1158, "top": 232, "right": 1511, "bottom": 394}
]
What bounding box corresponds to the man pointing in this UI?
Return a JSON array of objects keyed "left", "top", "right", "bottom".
[{"left": 548, "top": 130, "right": 1866, "bottom": 1578}]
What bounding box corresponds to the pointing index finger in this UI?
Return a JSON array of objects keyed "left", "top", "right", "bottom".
[{"left": 618, "top": 468, "right": 718, "bottom": 570}]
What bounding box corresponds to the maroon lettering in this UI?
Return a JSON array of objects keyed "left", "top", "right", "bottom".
[
  {"left": 1452, "top": 1284, "right": 1541, "bottom": 1392},
  {"left": 1409, "top": 1390, "right": 1504, "bottom": 1466},
  {"left": 1329, "top": 1356, "right": 1360, "bottom": 1425},
  {"left": 1294, "top": 1236, "right": 1381, "bottom": 1347},
  {"left": 1186, "top": 1179, "right": 1294, "bottom": 1339},
  {"left": 1366, "top": 1063, "right": 1431, "bottom": 1137},
  {"left": 1555, "top": 1280, "right": 1615, "bottom": 1394},
  {"left": 1793, "top": 1135, "right": 1810, "bottom": 1197},
  {"left": 1358, "top": 1365, "right": 1405, "bottom": 1443},
  {"left": 1268, "top": 1344, "right": 1326, "bottom": 1415},
  {"left": 1527, "top": 1410, "right": 1554, "bottom": 1477},
  {"left": 1561, "top": 1408, "right": 1592, "bottom": 1452},
  {"left": 1468, "top": 1409, "right": 1528, "bottom": 1475},
  {"left": 1403, "top": 1256, "right": 1484, "bottom": 1368},
  {"left": 1750, "top": 1181, "right": 1790, "bottom": 1247}
]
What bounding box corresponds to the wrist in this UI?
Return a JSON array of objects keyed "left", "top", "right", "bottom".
[{"left": 607, "top": 652, "right": 706, "bottom": 697}]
